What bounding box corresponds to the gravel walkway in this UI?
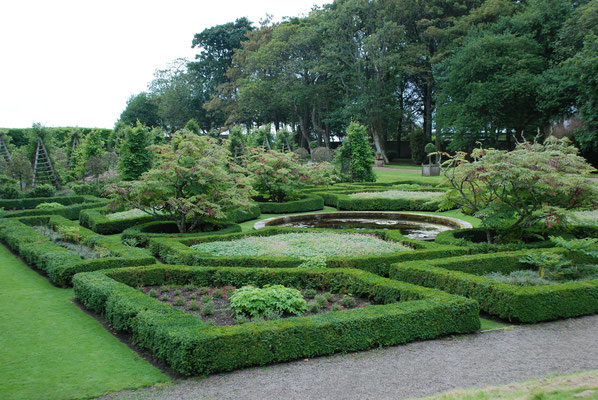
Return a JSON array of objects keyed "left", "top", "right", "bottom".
[{"left": 101, "top": 314, "right": 598, "bottom": 400}]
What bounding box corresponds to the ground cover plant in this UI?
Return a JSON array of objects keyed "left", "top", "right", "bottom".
[
  {"left": 140, "top": 283, "right": 371, "bottom": 325},
  {"left": 190, "top": 232, "right": 409, "bottom": 258},
  {"left": 0, "top": 245, "right": 167, "bottom": 400},
  {"left": 349, "top": 190, "right": 444, "bottom": 200},
  {"left": 73, "top": 264, "right": 480, "bottom": 376}
]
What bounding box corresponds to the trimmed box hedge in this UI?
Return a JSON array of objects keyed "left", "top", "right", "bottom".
[
  {"left": 390, "top": 250, "right": 598, "bottom": 323},
  {"left": 0, "top": 216, "right": 155, "bottom": 286},
  {"left": 73, "top": 264, "right": 480, "bottom": 376},
  {"left": 1, "top": 195, "right": 108, "bottom": 219},
  {"left": 255, "top": 194, "right": 324, "bottom": 214},
  {"left": 148, "top": 227, "right": 470, "bottom": 277},
  {"left": 314, "top": 190, "right": 445, "bottom": 211},
  {"left": 80, "top": 203, "right": 260, "bottom": 235},
  {"left": 79, "top": 207, "right": 161, "bottom": 235},
  {"left": 121, "top": 221, "right": 242, "bottom": 247}
]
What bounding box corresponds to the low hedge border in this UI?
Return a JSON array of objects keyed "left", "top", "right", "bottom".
[
  {"left": 389, "top": 250, "right": 598, "bottom": 323},
  {"left": 255, "top": 194, "right": 324, "bottom": 214},
  {"left": 79, "top": 203, "right": 260, "bottom": 235},
  {"left": 0, "top": 215, "right": 155, "bottom": 286},
  {"left": 435, "top": 226, "right": 598, "bottom": 250},
  {"left": 121, "top": 221, "right": 242, "bottom": 247},
  {"left": 1, "top": 195, "right": 108, "bottom": 219},
  {"left": 79, "top": 207, "right": 162, "bottom": 234},
  {"left": 73, "top": 264, "right": 480, "bottom": 376},
  {"left": 148, "top": 227, "right": 470, "bottom": 277},
  {"left": 314, "top": 190, "right": 445, "bottom": 211}
]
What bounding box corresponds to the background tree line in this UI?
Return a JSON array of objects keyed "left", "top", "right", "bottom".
[{"left": 119, "top": 0, "right": 598, "bottom": 166}]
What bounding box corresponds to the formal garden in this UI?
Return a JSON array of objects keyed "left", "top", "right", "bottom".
[{"left": 2, "top": 0, "right": 598, "bottom": 398}]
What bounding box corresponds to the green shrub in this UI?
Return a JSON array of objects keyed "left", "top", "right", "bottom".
[
  {"left": 201, "top": 301, "right": 215, "bottom": 316},
  {"left": 340, "top": 295, "right": 356, "bottom": 308},
  {"left": 408, "top": 129, "right": 426, "bottom": 164},
  {"left": 334, "top": 121, "right": 376, "bottom": 182},
  {"left": 255, "top": 194, "right": 324, "bottom": 214},
  {"left": 303, "top": 288, "right": 317, "bottom": 299},
  {"left": 121, "top": 220, "right": 242, "bottom": 247},
  {"left": 229, "top": 285, "right": 307, "bottom": 318},
  {"left": 148, "top": 289, "right": 158, "bottom": 297},
  {"left": 173, "top": 297, "right": 185, "bottom": 306},
  {"left": 27, "top": 184, "right": 56, "bottom": 198},
  {"left": 0, "top": 184, "right": 20, "bottom": 199},
  {"left": 188, "top": 300, "right": 200, "bottom": 311},
  {"left": 314, "top": 294, "right": 328, "bottom": 308}
]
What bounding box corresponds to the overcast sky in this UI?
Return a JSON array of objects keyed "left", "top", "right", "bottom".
[{"left": 0, "top": 0, "right": 325, "bottom": 129}]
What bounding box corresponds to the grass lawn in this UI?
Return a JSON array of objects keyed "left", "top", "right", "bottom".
[
  {"left": 375, "top": 168, "right": 443, "bottom": 185},
  {"left": 386, "top": 158, "right": 420, "bottom": 170},
  {"left": 414, "top": 369, "right": 598, "bottom": 399},
  {"left": 0, "top": 245, "right": 168, "bottom": 400}
]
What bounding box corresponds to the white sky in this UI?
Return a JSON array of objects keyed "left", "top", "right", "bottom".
[{"left": 0, "top": 0, "right": 325, "bottom": 129}]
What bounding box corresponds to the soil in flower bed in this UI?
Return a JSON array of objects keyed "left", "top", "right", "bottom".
[{"left": 138, "top": 285, "right": 373, "bottom": 326}]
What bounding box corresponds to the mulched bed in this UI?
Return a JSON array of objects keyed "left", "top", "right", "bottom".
[{"left": 138, "top": 285, "right": 373, "bottom": 326}]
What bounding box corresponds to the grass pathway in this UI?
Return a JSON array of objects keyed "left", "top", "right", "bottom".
[{"left": 0, "top": 245, "right": 169, "bottom": 400}]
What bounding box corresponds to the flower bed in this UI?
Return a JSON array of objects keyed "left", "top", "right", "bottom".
[
  {"left": 139, "top": 284, "right": 371, "bottom": 325},
  {"left": 0, "top": 215, "right": 155, "bottom": 286},
  {"left": 390, "top": 250, "right": 598, "bottom": 322},
  {"left": 73, "top": 264, "right": 480, "bottom": 376},
  {"left": 349, "top": 190, "right": 445, "bottom": 200},
  {"left": 149, "top": 227, "right": 471, "bottom": 276},
  {"left": 314, "top": 189, "right": 446, "bottom": 211},
  {"left": 190, "top": 232, "right": 409, "bottom": 258}
]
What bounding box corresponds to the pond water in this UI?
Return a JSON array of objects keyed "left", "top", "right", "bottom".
[{"left": 254, "top": 212, "right": 472, "bottom": 241}]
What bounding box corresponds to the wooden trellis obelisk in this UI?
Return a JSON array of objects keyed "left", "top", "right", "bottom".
[
  {"left": 67, "top": 133, "right": 79, "bottom": 167},
  {"left": 0, "top": 134, "right": 10, "bottom": 163},
  {"left": 32, "top": 137, "right": 60, "bottom": 188}
]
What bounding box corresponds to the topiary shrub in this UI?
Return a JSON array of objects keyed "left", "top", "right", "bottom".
[
  {"left": 311, "top": 147, "right": 333, "bottom": 163},
  {"left": 294, "top": 147, "right": 310, "bottom": 162},
  {"left": 408, "top": 129, "right": 427, "bottom": 164},
  {"left": 28, "top": 184, "right": 56, "bottom": 198},
  {"left": 0, "top": 184, "right": 20, "bottom": 199}
]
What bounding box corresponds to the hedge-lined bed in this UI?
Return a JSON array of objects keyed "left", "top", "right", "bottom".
[
  {"left": 314, "top": 189, "right": 446, "bottom": 211},
  {"left": 434, "top": 226, "right": 598, "bottom": 249},
  {"left": 80, "top": 203, "right": 260, "bottom": 235},
  {"left": 1, "top": 195, "right": 108, "bottom": 219},
  {"left": 0, "top": 216, "right": 155, "bottom": 286},
  {"left": 390, "top": 250, "right": 598, "bottom": 323},
  {"left": 255, "top": 194, "right": 324, "bottom": 214},
  {"left": 79, "top": 207, "right": 162, "bottom": 235},
  {"left": 148, "top": 227, "right": 470, "bottom": 277},
  {"left": 73, "top": 264, "right": 480, "bottom": 376},
  {"left": 121, "top": 221, "right": 242, "bottom": 247}
]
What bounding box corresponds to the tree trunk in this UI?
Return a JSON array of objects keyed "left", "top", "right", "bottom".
[
  {"left": 371, "top": 123, "right": 389, "bottom": 164},
  {"left": 423, "top": 82, "right": 433, "bottom": 140}
]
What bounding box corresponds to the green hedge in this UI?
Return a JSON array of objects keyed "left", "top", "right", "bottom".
[
  {"left": 79, "top": 207, "right": 162, "bottom": 234},
  {"left": 255, "top": 195, "right": 324, "bottom": 214},
  {"left": 225, "top": 203, "right": 261, "bottom": 223},
  {"left": 122, "top": 221, "right": 242, "bottom": 247},
  {"left": 1, "top": 195, "right": 108, "bottom": 219},
  {"left": 73, "top": 264, "right": 480, "bottom": 376},
  {"left": 0, "top": 216, "right": 155, "bottom": 286},
  {"left": 390, "top": 250, "right": 598, "bottom": 323},
  {"left": 435, "top": 227, "right": 598, "bottom": 250},
  {"left": 148, "top": 228, "right": 469, "bottom": 277},
  {"left": 314, "top": 190, "right": 444, "bottom": 211}
]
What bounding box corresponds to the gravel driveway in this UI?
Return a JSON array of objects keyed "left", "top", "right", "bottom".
[{"left": 100, "top": 315, "right": 598, "bottom": 400}]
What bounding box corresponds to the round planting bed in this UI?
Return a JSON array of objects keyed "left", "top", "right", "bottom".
[{"left": 254, "top": 211, "right": 472, "bottom": 241}]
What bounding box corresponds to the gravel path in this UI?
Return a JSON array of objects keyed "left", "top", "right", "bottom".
[{"left": 101, "top": 314, "right": 598, "bottom": 400}]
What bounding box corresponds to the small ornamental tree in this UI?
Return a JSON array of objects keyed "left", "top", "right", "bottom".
[
  {"left": 118, "top": 122, "right": 153, "bottom": 181},
  {"left": 335, "top": 121, "right": 375, "bottom": 182},
  {"left": 109, "top": 132, "right": 253, "bottom": 233},
  {"left": 245, "top": 148, "right": 332, "bottom": 202},
  {"left": 441, "top": 137, "right": 598, "bottom": 243}
]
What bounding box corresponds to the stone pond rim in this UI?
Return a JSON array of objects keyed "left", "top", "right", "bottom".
[{"left": 253, "top": 211, "right": 473, "bottom": 237}]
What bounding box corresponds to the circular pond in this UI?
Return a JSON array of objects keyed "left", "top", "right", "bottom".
[{"left": 254, "top": 211, "right": 472, "bottom": 241}]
